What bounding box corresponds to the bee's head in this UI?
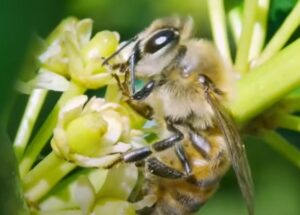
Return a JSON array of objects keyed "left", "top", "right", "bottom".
[{"left": 135, "top": 16, "right": 194, "bottom": 77}]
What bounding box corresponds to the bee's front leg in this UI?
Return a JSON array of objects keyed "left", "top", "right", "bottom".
[
  {"left": 126, "top": 100, "right": 154, "bottom": 120},
  {"left": 124, "top": 80, "right": 156, "bottom": 119},
  {"left": 131, "top": 80, "right": 156, "bottom": 101}
]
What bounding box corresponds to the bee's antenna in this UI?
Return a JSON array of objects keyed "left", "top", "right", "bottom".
[
  {"left": 102, "top": 36, "right": 138, "bottom": 65},
  {"left": 129, "top": 41, "right": 141, "bottom": 94}
]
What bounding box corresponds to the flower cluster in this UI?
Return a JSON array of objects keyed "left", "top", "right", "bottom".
[
  {"left": 37, "top": 17, "right": 119, "bottom": 91},
  {"left": 15, "top": 17, "right": 150, "bottom": 214}
]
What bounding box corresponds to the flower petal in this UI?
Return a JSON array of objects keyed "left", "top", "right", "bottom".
[
  {"left": 76, "top": 19, "right": 93, "bottom": 47},
  {"left": 35, "top": 68, "right": 70, "bottom": 92},
  {"left": 74, "top": 176, "right": 96, "bottom": 215},
  {"left": 59, "top": 95, "right": 88, "bottom": 126},
  {"left": 71, "top": 153, "right": 121, "bottom": 168},
  {"left": 101, "top": 110, "right": 123, "bottom": 144}
]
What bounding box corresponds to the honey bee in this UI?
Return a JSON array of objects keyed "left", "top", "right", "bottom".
[{"left": 103, "top": 16, "right": 254, "bottom": 215}]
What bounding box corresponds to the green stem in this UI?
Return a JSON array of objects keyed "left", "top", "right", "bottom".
[
  {"left": 23, "top": 152, "right": 76, "bottom": 203},
  {"left": 229, "top": 38, "right": 300, "bottom": 125},
  {"left": 13, "top": 89, "right": 48, "bottom": 161},
  {"left": 274, "top": 113, "right": 300, "bottom": 132},
  {"left": 248, "top": 0, "right": 270, "bottom": 62},
  {"left": 19, "top": 83, "right": 85, "bottom": 179},
  {"left": 256, "top": 0, "right": 300, "bottom": 65},
  {"left": 281, "top": 97, "right": 300, "bottom": 113},
  {"left": 228, "top": 7, "right": 242, "bottom": 46},
  {"left": 235, "top": 0, "right": 258, "bottom": 73},
  {"left": 261, "top": 130, "right": 300, "bottom": 168},
  {"left": 208, "top": 0, "right": 232, "bottom": 64}
]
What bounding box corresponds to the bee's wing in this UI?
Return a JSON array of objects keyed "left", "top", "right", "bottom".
[{"left": 206, "top": 92, "right": 254, "bottom": 215}]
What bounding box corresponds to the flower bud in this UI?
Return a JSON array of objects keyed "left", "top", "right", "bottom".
[
  {"left": 39, "top": 18, "right": 93, "bottom": 77},
  {"left": 36, "top": 17, "right": 119, "bottom": 91},
  {"left": 51, "top": 96, "right": 136, "bottom": 168},
  {"left": 66, "top": 112, "right": 108, "bottom": 156}
]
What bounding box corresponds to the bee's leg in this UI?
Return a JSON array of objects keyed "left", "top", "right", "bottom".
[
  {"left": 127, "top": 100, "right": 154, "bottom": 120},
  {"left": 189, "top": 131, "right": 210, "bottom": 160},
  {"left": 125, "top": 80, "right": 156, "bottom": 119},
  {"left": 131, "top": 80, "right": 156, "bottom": 101},
  {"left": 123, "top": 147, "right": 152, "bottom": 163},
  {"left": 175, "top": 143, "right": 192, "bottom": 176},
  {"left": 151, "top": 119, "right": 184, "bottom": 151},
  {"left": 123, "top": 125, "right": 183, "bottom": 163},
  {"left": 146, "top": 157, "right": 185, "bottom": 179},
  {"left": 151, "top": 130, "right": 183, "bottom": 151},
  {"left": 123, "top": 128, "right": 182, "bottom": 163}
]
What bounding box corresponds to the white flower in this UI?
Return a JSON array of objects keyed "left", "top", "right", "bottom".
[{"left": 51, "top": 95, "right": 141, "bottom": 168}]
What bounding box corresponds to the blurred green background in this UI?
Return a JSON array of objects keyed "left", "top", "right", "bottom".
[{"left": 0, "top": 0, "right": 299, "bottom": 214}]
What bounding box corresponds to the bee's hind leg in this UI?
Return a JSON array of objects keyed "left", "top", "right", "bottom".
[
  {"left": 146, "top": 157, "right": 185, "bottom": 179},
  {"left": 123, "top": 122, "right": 184, "bottom": 163},
  {"left": 175, "top": 143, "right": 192, "bottom": 176},
  {"left": 144, "top": 138, "right": 191, "bottom": 179},
  {"left": 123, "top": 118, "right": 187, "bottom": 179},
  {"left": 123, "top": 131, "right": 183, "bottom": 163},
  {"left": 124, "top": 141, "right": 191, "bottom": 179}
]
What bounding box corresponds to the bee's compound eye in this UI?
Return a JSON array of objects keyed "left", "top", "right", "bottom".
[{"left": 144, "top": 29, "right": 179, "bottom": 54}]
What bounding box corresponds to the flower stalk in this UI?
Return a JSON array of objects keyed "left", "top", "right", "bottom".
[
  {"left": 261, "top": 131, "right": 300, "bottom": 168},
  {"left": 274, "top": 113, "right": 300, "bottom": 132},
  {"left": 13, "top": 89, "right": 48, "bottom": 161},
  {"left": 19, "top": 82, "right": 85, "bottom": 179},
  {"left": 256, "top": 0, "right": 300, "bottom": 65},
  {"left": 23, "top": 152, "right": 76, "bottom": 203},
  {"left": 228, "top": 7, "right": 242, "bottom": 45},
  {"left": 235, "top": 0, "right": 258, "bottom": 73},
  {"left": 248, "top": 0, "right": 270, "bottom": 61},
  {"left": 208, "top": 0, "right": 232, "bottom": 64}
]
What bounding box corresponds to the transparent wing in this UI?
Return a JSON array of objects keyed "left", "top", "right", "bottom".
[{"left": 205, "top": 92, "right": 254, "bottom": 215}]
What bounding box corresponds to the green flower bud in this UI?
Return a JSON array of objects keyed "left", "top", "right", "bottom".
[
  {"left": 66, "top": 112, "right": 108, "bottom": 156},
  {"left": 69, "top": 31, "right": 120, "bottom": 89},
  {"left": 82, "top": 31, "right": 119, "bottom": 62}
]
